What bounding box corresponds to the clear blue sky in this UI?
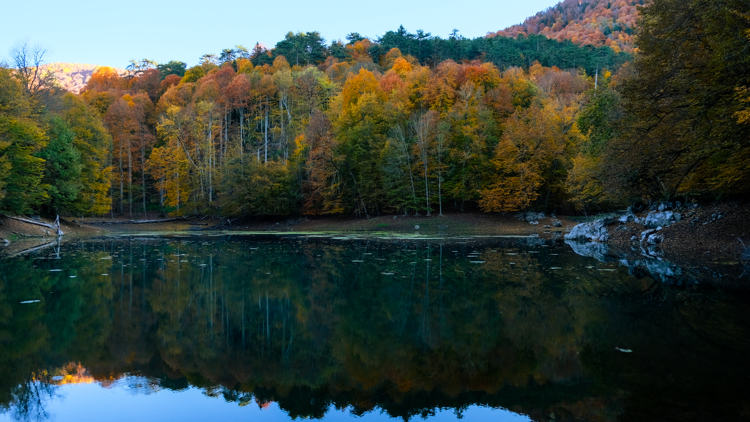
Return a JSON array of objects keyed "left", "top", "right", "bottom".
[{"left": 1, "top": 0, "right": 558, "bottom": 68}]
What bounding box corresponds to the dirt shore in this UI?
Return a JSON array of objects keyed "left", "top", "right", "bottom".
[
  {"left": 0, "top": 211, "right": 574, "bottom": 246},
  {"left": 2, "top": 203, "right": 749, "bottom": 263},
  {"left": 608, "top": 201, "right": 750, "bottom": 262}
]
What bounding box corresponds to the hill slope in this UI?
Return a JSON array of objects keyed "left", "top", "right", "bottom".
[
  {"left": 488, "top": 0, "right": 645, "bottom": 53},
  {"left": 41, "top": 63, "right": 126, "bottom": 94}
]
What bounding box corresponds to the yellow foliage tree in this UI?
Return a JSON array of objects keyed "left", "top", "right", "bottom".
[{"left": 480, "top": 98, "right": 580, "bottom": 212}]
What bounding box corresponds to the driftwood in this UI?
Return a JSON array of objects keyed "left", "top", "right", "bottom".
[
  {"left": 5, "top": 216, "right": 57, "bottom": 230},
  {"left": 3, "top": 215, "right": 63, "bottom": 236},
  {"left": 84, "top": 217, "right": 185, "bottom": 225},
  {"left": 192, "top": 218, "right": 238, "bottom": 231}
]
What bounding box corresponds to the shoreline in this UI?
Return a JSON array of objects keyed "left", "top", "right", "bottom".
[{"left": 3, "top": 204, "right": 749, "bottom": 270}]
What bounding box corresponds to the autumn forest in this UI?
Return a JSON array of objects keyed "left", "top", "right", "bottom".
[{"left": 1, "top": 0, "right": 749, "bottom": 219}]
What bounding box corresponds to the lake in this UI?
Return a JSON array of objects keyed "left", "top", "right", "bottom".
[{"left": 1, "top": 233, "right": 748, "bottom": 421}]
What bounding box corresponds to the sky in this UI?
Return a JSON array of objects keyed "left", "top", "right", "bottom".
[{"left": 1, "top": 0, "right": 559, "bottom": 68}]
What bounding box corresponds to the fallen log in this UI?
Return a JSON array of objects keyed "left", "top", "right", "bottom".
[{"left": 4, "top": 216, "right": 57, "bottom": 230}]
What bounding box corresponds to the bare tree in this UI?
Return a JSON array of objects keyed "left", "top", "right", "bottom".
[
  {"left": 412, "top": 110, "right": 438, "bottom": 216},
  {"left": 389, "top": 123, "right": 419, "bottom": 215},
  {"left": 126, "top": 58, "right": 157, "bottom": 77},
  {"left": 435, "top": 122, "right": 449, "bottom": 216},
  {"left": 11, "top": 40, "right": 56, "bottom": 96}
]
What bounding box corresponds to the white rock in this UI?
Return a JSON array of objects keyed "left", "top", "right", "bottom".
[
  {"left": 643, "top": 211, "right": 681, "bottom": 228},
  {"left": 647, "top": 233, "right": 664, "bottom": 245},
  {"left": 564, "top": 218, "right": 612, "bottom": 242},
  {"left": 618, "top": 214, "right": 635, "bottom": 224}
]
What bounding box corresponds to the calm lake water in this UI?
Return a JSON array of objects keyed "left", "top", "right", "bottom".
[{"left": 1, "top": 233, "right": 749, "bottom": 422}]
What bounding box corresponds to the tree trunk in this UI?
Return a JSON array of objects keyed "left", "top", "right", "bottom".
[
  {"left": 119, "top": 138, "right": 124, "bottom": 216},
  {"left": 263, "top": 97, "right": 268, "bottom": 164},
  {"left": 128, "top": 139, "right": 133, "bottom": 218},
  {"left": 240, "top": 108, "right": 244, "bottom": 164},
  {"left": 142, "top": 144, "right": 146, "bottom": 218}
]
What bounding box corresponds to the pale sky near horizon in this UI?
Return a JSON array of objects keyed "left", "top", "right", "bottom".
[{"left": 1, "top": 0, "right": 559, "bottom": 68}]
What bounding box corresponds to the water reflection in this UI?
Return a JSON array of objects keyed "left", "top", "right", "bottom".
[{"left": 1, "top": 235, "right": 749, "bottom": 421}]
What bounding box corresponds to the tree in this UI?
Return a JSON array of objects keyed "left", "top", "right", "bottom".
[
  {"left": 346, "top": 32, "right": 365, "bottom": 44},
  {"left": 61, "top": 94, "right": 112, "bottom": 215},
  {"left": 181, "top": 66, "right": 206, "bottom": 84},
  {"left": 10, "top": 41, "right": 56, "bottom": 99},
  {"left": 335, "top": 68, "right": 390, "bottom": 216},
  {"left": 0, "top": 68, "right": 48, "bottom": 213},
  {"left": 157, "top": 61, "right": 187, "bottom": 80},
  {"left": 83, "top": 66, "right": 124, "bottom": 93},
  {"left": 411, "top": 110, "right": 439, "bottom": 216},
  {"left": 38, "top": 117, "right": 82, "bottom": 213},
  {"left": 613, "top": 0, "right": 750, "bottom": 199},
  {"left": 567, "top": 83, "right": 621, "bottom": 210},
  {"left": 480, "top": 99, "right": 577, "bottom": 213},
  {"left": 126, "top": 59, "right": 157, "bottom": 77},
  {"left": 273, "top": 32, "right": 328, "bottom": 67}
]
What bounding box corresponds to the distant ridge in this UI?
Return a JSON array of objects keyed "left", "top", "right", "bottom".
[
  {"left": 488, "top": 0, "right": 645, "bottom": 53},
  {"left": 41, "top": 63, "right": 126, "bottom": 94}
]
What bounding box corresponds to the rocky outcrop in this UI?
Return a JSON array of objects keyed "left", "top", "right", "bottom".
[
  {"left": 564, "top": 218, "right": 613, "bottom": 242},
  {"left": 639, "top": 211, "right": 681, "bottom": 228},
  {"left": 515, "top": 211, "right": 545, "bottom": 224},
  {"left": 618, "top": 214, "right": 635, "bottom": 224}
]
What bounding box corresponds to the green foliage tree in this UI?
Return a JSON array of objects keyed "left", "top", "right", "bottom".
[
  {"left": 0, "top": 68, "right": 48, "bottom": 213},
  {"left": 613, "top": 0, "right": 750, "bottom": 199},
  {"left": 38, "top": 117, "right": 83, "bottom": 213},
  {"left": 180, "top": 65, "right": 206, "bottom": 84},
  {"left": 57, "top": 94, "right": 112, "bottom": 215},
  {"left": 273, "top": 31, "right": 328, "bottom": 67},
  {"left": 567, "top": 81, "right": 623, "bottom": 210},
  {"left": 157, "top": 61, "right": 187, "bottom": 80}
]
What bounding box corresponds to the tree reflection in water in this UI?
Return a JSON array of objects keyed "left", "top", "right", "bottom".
[{"left": 0, "top": 235, "right": 749, "bottom": 421}]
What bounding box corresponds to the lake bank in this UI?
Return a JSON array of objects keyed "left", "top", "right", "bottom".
[
  {"left": 3, "top": 203, "right": 749, "bottom": 265},
  {"left": 1, "top": 211, "right": 576, "bottom": 239}
]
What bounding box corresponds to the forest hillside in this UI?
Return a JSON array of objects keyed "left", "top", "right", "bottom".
[
  {"left": 489, "top": 0, "right": 645, "bottom": 53},
  {"left": 1, "top": 0, "right": 747, "bottom": 221}
]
